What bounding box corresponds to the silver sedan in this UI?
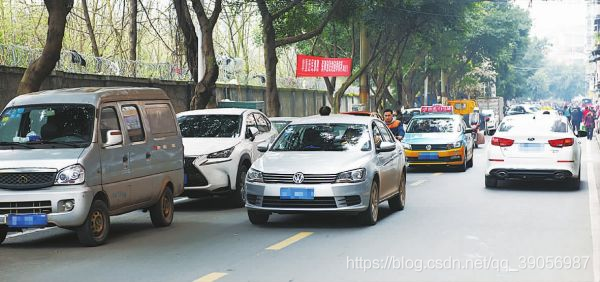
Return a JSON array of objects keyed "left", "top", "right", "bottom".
[{"left": 244, "top": 115, "right": 407, "bottom": 225}]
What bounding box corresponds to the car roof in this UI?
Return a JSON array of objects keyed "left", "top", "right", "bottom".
[
  {"left": 8, "top": 87, "right": 170, "bottom": 107},
  {"left": 289, "top": 114, "right": 379, "bottom": 125},
  {"left": 177, "top": 108, "right": 258, "bottom": 116}
]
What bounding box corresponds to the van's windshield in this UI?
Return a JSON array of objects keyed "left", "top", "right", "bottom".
[{"left": 0, "top": 104, "right": 95, "bottom": 149}]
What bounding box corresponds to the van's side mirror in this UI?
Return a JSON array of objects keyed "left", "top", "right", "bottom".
[
  {"left": 465, "top": 128, "right": 473, "bottom": 134},
  {"left": 377, "top": 141, "right": 396, "bottom": 153},
  {"left": 104, "top": 130, "right": 123, "bottom": 147},
  {"left": 257, "top": 142, "right": 269, "bottom": 153},
  {"left": 246, "top": 127, "right": 259, "bottom": 141}
]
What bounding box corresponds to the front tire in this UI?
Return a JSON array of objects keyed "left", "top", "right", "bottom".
[
  {"left": 150, "top": 188, "right": 174, "bottom": 227},
  {"left": 358, "top": 180, "right": 379, "bottom": 226},
  {"left": 77, "top": 199, "right": 110, "bottom": 247},
  {"left": 0, "top": 225, "right": 7, "bottom": 245},
  {"left": 388, "top": 171, "right": 406, "bottom": 211},
  {"left": 467, "top": 152, "right": 474, "bottom": 168},
  {"left": 229, "top": 163, "right": 249, "bottom": 208},
  {"left": 456, "top": 150, "right": 468, "bottom": 172},
  {"left": 247, "top": 210, "right": 269, "bottom": 225},
  {"left": 485, "top": 175, "right": 498, "bottom": 188}
]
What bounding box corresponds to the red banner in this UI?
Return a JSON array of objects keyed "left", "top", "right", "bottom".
[{"left": 296, "top": 54, "right": 352, "bottom": 77}]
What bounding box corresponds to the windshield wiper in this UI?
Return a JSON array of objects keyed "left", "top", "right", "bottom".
[
  {"left": 0, "top": 141, "right": 34, "bottom": 149},
  {"left": 26, "top": 140, "right": 84, "bottom": 148}
]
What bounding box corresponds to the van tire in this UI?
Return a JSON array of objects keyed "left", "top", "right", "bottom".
[
  {"left": 77, "top": 199, "right": 110, "bottom": 247},
  {"left": 248, "top": 210, "right": 269, "bottom": 225},
  {"left": 150, "top": 188, "right": 174, "bottom": 227},
  {"left": 0, "top": 226, "right": 7, "bottom": 245},
  {"left": 229, "top": 163, "right": 249, "bottom": 208}
]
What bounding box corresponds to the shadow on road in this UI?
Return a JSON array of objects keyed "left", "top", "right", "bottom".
[
  {"left": 486, "top": 179, "right": 583, "bottom": 192},
  {"left": 175, "top": 197, "right": 239, "bottom": 212}
]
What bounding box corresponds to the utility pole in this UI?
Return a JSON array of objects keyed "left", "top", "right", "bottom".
[
  {"left": 423, "top": 56, "right": 428, "bottom": 106},
  {"left": 197, "top": 0, "right": 205, "bottom": 82},
  {"left": 359, "top": 22, "right": 369, "bottom": 111},
  {"left": 440, "top": 69, "right": 447, "bottom": 105}
]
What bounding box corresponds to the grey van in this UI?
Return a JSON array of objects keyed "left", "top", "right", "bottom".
[{"left": 0, "top": 87, "right": 184, "bottom": 246}]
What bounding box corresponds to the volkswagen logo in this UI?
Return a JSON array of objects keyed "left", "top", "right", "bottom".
[
  {"left": 426, "top": 145, "right": 432, "bottom": 151},
  {"left": 18, "top": 175, "right": 29, "bottom": 184},
  {"left": 293, "top": 172, "right": 304, "bottom": 184},
  {"left": 528, "top": 137, "right": 535, "bottom": 141}
]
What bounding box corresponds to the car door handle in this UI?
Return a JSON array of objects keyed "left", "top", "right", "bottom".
[
  {"left": 123, "top": 155, "right": 128, "bottom": 162},
  {"left": 146, "top": 152, "right": 152, "bottom": 159}
]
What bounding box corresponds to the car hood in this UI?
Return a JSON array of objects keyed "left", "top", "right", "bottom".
[
  {"left": 183, "top": 138, "right": 241, "bottom": 156},
  {"left": 403, "top": 133, "right": 461, "bottom": 144},
  {"left": 253, "top": 151, "right": 372, "bottom": 174},
  {"left": 0, "top": 148, "right": 85, "bottom": 170}
]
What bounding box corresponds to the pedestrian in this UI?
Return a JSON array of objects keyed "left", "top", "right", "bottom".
[
  {"left": 564, "top": 105, "right": 571, "bottom": 122},
  {"left": 572, "top": 107, "right": 582, "bottom": 133},
  {"left": 584, "top": 111, "right": 596, "bottom": 140},
  {"left": 383, "top": 109, "right": 405, "bottom": 141},
  {"left": 319, "top": 106, "right": 331, "bottom": 116}
]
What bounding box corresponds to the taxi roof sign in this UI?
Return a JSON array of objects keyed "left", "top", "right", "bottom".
[{"left": 421, "top": 104, "right": 453, "bottom": 113}]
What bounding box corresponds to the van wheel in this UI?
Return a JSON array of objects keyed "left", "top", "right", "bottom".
[
  {"left": 358, "top": 180, "right": 379, "bottom": 226},
  {"left": 0, "top": 226, "right": 7, "bottom": 245},
  {"left": 229, "top": 163, "right": 249, "bottom": 208},
  {"left": 248, "top": 210, "right": 269, "bottom": 225},
  {"left": 77, "top": 199, "right": 110, "bottom": 247},
  {"left": 388, "top": 171, "right": 406, "bottom": 211},
  {"left": 485, "top": 175, "right": 498, "bottom": 188},
  {"left": 150, "top": 188, "right": 174, "bottom": 227}
]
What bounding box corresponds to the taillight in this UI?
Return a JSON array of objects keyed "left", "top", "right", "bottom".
[
  {"left": 491, "top": 137, "right": 514, "bottom": 147},
  {"left": 548, "top": 138, "right": 574, "bottom": 148}
]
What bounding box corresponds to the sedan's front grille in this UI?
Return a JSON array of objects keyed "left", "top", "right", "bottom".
[
  {"left": 262, "top": 173, "right": 338, "bottom": 184},
  {"left": 0, "top": 201, "right": 52, "bottom": 215},
  {"left": 410, "top": 144, "right": 451, "bottom": 151},
  {"left": 0, "top": 173, "right": 56, "bottom": 190},
  {"left": 261, "top": 196, "right": 337, "bottom": 208},
  {"left": 184, "top": 157, "right": 208, "bottom": 187}
]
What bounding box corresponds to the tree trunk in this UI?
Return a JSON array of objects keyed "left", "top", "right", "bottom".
[
  {"left": 17, "top": 0, "right": 73, "bottom": 95},
  {"left": 81, "top": 0, "right": 99, "bottom": 57},
  {"left": 256, "top": 1, "right": 280, "bottom": 117},
  {"left": 173, "top": 0, "right": 198, "bottom": 82},
  {"left": 129, "top": 0, "right": 137, "bottom": 61}
]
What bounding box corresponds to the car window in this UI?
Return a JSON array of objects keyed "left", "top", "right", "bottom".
[
  {"left": 121, "top": 105, "right": 146, "bottom": 143},
  {"left": 246, "top": 114, "right": 258, "bottom": 131},
  {"left": 100, "top": 107, "right": 122, "bottom": 144},
  {"left": 407, "top": 118, "right": 457, "bottom": 133},
  {"left": 271, "top": 124, "right": 370, "bottom": 152},
  {"left": 144, "top": 104, "right": 177, "bottom": 137},
  {"left": 178, "top": 115, "right": 241, "bottom": 138},
  {"left": 498, "top": 118, "right": 568, "bottom": 133},
  {"left": 374, "top": 121, "right": 394, "bottom": 143},
  {"left": 253, "top": 113, "right": 271, "bottom": 133}
]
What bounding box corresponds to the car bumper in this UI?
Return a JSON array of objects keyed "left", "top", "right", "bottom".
[
  {"left": 245, "top": 181, "right": 371, "bottom": 213},
  {"left": 0, "top": 185, "right": 99, "bottom": 228},
  {"left": 404, "top": 147, "right": 465, "bottom": 166},
  {"left": 486, "top": 159, "right": 578, "bottom": 180},
  {"left": 184, "top": 157, "right": 235, "bottom": 196}
]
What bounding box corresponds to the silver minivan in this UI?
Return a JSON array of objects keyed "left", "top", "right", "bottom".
[{"left": 0, "top": 87, "right": 184, "bottom": 246}]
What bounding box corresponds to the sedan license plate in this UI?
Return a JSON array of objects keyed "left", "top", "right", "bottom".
[
  {"left": 418, "top": 152, "right": 439, "bottom": 160},
  {"left": 0, "top": 214, "right": 6, "bottom": 225},
  {"left": 280, "top": 188, "right": 314, "bottom": 200},
  {"left": 519, "top": 143, "right": 543, "bottom": 152},
  {"left": 7, "top": 214, "right": 47, "bottom": 228}
]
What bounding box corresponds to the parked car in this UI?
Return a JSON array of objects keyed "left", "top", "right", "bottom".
[
  {"left": 269, "top": 117, "right": 298, "bottom": 133},
  {"left": 177, "top": 108, "right": 277, "bottom": 206},
  {"left": 340, "top": 111, "right": 383, "bottom": 120},
  {"left": 481, "top": 109, "right": 498, "bottom": 135},
  {"left": 0, "top": 87, "right": 184, "bottom": 246},
  {"left": 506, "top": 104, "right": 540, "bottom": 116},
  {"left": 402, "top": 114, "right": 475, "bottom": 171},
  {"left": 485, "top": 113, "right": 581, "bottom": 189},
  {"left": 245, "top": 115, "right": 407, "bottom": 226}
]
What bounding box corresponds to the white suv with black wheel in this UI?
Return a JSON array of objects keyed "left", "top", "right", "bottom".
[{"left": 177, "top": 108, "right": 277, "bottom": 206}]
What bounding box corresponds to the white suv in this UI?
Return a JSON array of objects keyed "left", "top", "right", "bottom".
[{"left": 177, "top": 108, "right": 277, "bottom": 206}]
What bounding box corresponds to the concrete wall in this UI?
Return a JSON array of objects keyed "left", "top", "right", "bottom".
[{"left": 0, "top": 66, "right": 332, "bottom": 116}]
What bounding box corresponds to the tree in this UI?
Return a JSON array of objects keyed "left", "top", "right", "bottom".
[
  {"left": 17, "top": 0, "right": 74, "bottom": 94},
  {"left": 173, "top": 0, "right": 199, "bottom": 82},
  {"left": 129, "top": 0, "right": 137, "bottom": 61},
  {"left": 81, "top": 0, "right": 100, "bottom": 57},
  {"left": 256, "top": 0, "right": 342, "bottom": 116}
]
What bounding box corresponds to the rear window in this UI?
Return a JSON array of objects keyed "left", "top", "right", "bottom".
[
  {"left": 498, "top": 118, "right": 568, "bottom": 133},
  {"left": 145, "top": 104, "right": 177, "bottom": 137}
]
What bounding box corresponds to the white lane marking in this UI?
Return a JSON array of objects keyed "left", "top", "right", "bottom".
[
  {"left": 7, "top": 227, "right": 57, "bottom": 238},
  {"left": 410, "top": 180, "right": 427, "bottom": 186},
  {"left": 586, "top": 140, "right": 600, "bottom": 282}
]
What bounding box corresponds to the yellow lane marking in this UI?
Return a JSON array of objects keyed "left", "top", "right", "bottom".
[
  {"left": 193, "top": 272, "right": 228, "bottom": 282},
  {"left": 266, "top": 232, "right": 313, "bottom": 250}
]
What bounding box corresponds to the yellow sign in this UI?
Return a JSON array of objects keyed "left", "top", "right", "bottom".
[{"left": 447, "top": 100, "right": 477, "bottom": 115}]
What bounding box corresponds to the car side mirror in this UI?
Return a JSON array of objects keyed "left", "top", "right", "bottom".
[
  {"left": 465, "top": 128, "right": 473, "bottom": 134},
  {"left": 257, "top": 141, "right": 269, "bottom": 153},
  {"left": 246, "top": 127, "right": 259, "bottom": 141},
  {"left": 103, "top": 130, "right": 122, "bottom": 147},
  {"left": 377, "top": 141, "right": 396, "bottom": 153},
  {"left": 577, "top": 130, "right": 588, "bottom": 138}
]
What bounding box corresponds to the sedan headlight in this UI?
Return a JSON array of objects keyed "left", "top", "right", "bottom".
[
  {"left": 207, "top": 147, "right": 235, "bottom": 159},
  {"left": 247, "top": 168, "right": 263, "bottom": 183},
  {"left": 452, "top": 141, "right": 462, "bottom": 149},
  {"left": 55, "top": 164, "right": 85, "bottom": 185},
  {"left": 336, "top": 168, "right": 366, "bottom": 183}
]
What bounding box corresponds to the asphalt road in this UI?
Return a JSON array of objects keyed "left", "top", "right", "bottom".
[{"left": 2, "top": 137, "right": 600, "bottom": 282}]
